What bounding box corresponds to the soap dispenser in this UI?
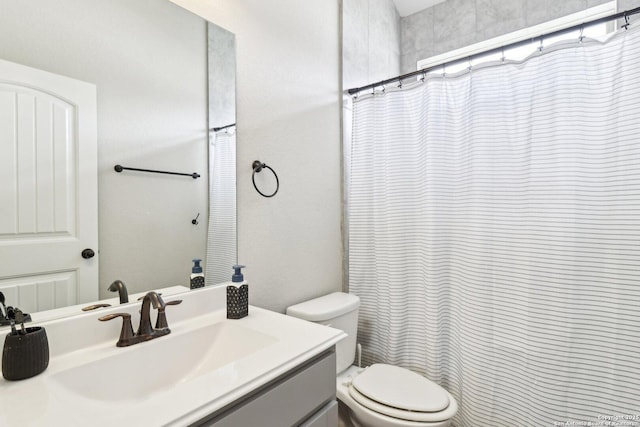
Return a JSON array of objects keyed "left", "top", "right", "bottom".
[
  {"left": 190, "top": 259, "right": 205, "bottom": 289},
  {"left": 227, "top": 265, "right": 248, "bottom": 319}
]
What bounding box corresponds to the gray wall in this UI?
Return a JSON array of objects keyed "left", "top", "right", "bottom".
[
  {"left": 172, "top": 0, "right": 343, "bottom": 314},
  {"left": 401, "top": 0, "right": 640, "bottom": 74},
  {"left": 0, "top": 0, "right": 208, "bottom": 297},
  {"left": 343, "top": 0, "right": 402, "bottom": 90}
]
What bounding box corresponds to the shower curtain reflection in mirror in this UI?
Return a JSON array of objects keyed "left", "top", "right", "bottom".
[{"left": 206, "top": 22, "right": 237, "bottom": 286}]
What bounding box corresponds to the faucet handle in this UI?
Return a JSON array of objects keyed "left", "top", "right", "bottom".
[
  {"left": 99, "top": 313, "right": 135, "bottom": 347},
  {"left": 155, "top": 299, "right": 182, "bottom": 330},
  {"left": 137, "top": 292, "right": 162, "bottom": 302},
  {"left": 82, "top": 303, "right": 112, "bottom": 312}
]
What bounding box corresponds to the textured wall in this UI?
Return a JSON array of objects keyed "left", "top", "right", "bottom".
[
  {"left": 171, "top": 0, "right": 343, "bottom": 313},
  {"left": 400, "top": 0, "right": 640, "bottom": 74},
  {"left": 343, "top": 0, "right": 402, "bottom": 90}
]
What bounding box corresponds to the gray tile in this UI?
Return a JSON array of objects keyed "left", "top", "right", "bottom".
[
  {"left": 389, "top": 53, "right": 401, "bottom": 78},
  {"left": 343, "top": 0, "right": 369, "bottom": 50},
  {"left": 344, "top": 58, "right": 370, "bottom": 90},
  {"left": 343, "top": 0, "right": 402, "bottom": 88},
  {"left": 402, "top": 46, "right": 436, "bottom": 73},
  {"left": 401, "top": 53, "right": 418, "bottom": 74},
  {"left": 369, "top": 0, "right": 401, "bottom": 57},
  {"left": 343, "top": 0, "right": 369, "bottom": 25},
  {"left": 475, "top": 0, "right": 526, "bottom": 42},
  {"left": 524, "top": 0, "right": 587, "bottom": 27},
  {"left": 401, "top": 8, "right": 434, "bottom": 56},
  {"left": 617, "top": 0, "right": 640, "bottom": 11},
  {"left": 342, "top": 0, "right": 370, "bottom": 88},
  {"left": 389, "top": 1, "right": 402, "bottom": 49},
  {"left": 587, "top": 0, "right": 613, "bottom": 6},
  {"left": 368, "top": 48, "right": 394, "bottom": 83},
  {"left": 343, "top": 0, "right": 368, "bottom": 47},
  {"left": 433, "top": 0, "right": 477, "bottom": 55},
  {"left": 368, "top": 0, "right": 402, "bottom": 83}
]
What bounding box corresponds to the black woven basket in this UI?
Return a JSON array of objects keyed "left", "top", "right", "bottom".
[{"left": 2, "top": 326, "right": 49, "bottom": 381}]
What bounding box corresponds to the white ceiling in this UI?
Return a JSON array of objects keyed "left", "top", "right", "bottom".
[{"left": 392, "top": 0, "right": 446, "bottom": 17}]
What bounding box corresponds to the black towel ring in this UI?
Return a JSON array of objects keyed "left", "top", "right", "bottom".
[{"left": 252, "top": 160, "right": 279, "bottom": 198}]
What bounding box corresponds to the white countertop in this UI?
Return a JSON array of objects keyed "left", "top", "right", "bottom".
[
  {"left": 0, "top": 286, "right": 345, "bottom": 426},
  {"left": 4, "top": 285, "right": 190, "bottom": 325}
]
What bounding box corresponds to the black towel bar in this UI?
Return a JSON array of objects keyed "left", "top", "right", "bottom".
[{"left": 114, "top": 165, "right": 200, "bottom": 179}]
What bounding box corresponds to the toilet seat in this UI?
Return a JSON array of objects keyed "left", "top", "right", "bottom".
[{"left": 348, "top": 364, "right": 456, "bottom": 423}]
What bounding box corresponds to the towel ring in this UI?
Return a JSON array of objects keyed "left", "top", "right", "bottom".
[{"left": 252, "top": 160, "right": 279, "bottom": 198}]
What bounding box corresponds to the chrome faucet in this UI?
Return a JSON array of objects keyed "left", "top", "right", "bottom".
[
  {"left": 99, "top": 291, "right": 182, "bottom": 347},
  {"left": 108, "top": 279, "right": 129, "bottom": 304}
]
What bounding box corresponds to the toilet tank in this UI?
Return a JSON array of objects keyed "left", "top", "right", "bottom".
[{"left": 286, "top": 292, "right": 360, "bottom": 374}]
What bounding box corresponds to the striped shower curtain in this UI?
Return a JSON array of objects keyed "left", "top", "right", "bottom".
[
  {"left": 347, "top": 27, "right": 640, "bottom": 426},
  {"left": 206, "top": 128, "right": 236, "bottom": 286}
]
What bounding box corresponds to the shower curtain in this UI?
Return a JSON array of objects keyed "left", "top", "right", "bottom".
[
  {"left": 206, "top": 128, "right": 236, "bottom": 286},
  {"left": 347, "top": 27, "right": 640, "bottom": 426}
]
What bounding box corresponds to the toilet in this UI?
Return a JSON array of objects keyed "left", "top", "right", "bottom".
[{"left": 287, "top": 292, "right": 458, "bottom": 427}]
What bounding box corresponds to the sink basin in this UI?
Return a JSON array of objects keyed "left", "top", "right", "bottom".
[{"left": 49, "top": 321, "right": 277, "bottom": 401}]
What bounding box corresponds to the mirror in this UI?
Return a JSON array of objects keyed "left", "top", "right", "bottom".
[
  {"left": 206, "top": 22, "right": 237, "bottom": 286},
  {"left": 0, "top": 0, "right": 236, "bottom": 321}
]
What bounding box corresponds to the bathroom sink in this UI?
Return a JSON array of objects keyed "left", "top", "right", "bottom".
[
  {"left": 0, "top": 285, "right": 346, "bottom": 427},
  {"left": 49, "top": 321, "right": 277, "bottom": 401}
]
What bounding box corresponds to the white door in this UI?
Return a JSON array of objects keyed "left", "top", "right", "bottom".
[{"left": 0, "top": 59, "right": 98, "bottom": 312}]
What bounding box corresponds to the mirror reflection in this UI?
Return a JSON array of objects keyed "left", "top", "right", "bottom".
[
  {"left": 206, "top": 23, "right": 237, "bottom": 286},
  {"left": 0, "top": 0, "right": 236, "bottom": 321}
]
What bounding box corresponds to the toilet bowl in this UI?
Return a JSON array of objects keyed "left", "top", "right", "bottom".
[
  {"left": 287, "top": 292, "right": 457, "bottom": 427},
  {"left": 337, "top": 365, "right": 458, "bottom": 427}
]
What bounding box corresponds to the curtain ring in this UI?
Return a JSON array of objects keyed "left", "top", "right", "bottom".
[
  {"left": 623, "top": 14, "right": 630, "bottom": 30},
  {"left": 538, "top": 38, "right": 544, "bottom": 52},
  {"left": 579, "top": 25, "right": 585, "bottom": 42},
  {"left": 421, "top": 71, "right": 426, "bottom": 82},
  {"left": 501, "top": 47, "right": 506, "bottom": 63},
  {"left": 252, "top": 160, "right": 279, "bottom": 198}
]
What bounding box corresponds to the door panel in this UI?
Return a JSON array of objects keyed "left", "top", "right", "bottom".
[
  {"left": 0, "top": 271, "right": 77, "bottom": 313},
  {"left": 0, "top": 59, "right": 97, "bottom": 306}
]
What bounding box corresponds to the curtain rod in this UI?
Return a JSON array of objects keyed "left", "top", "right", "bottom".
[
  {"left": 211, "top": 123, "right": 236, "bottom": 132},
  {"left": 347, "top": 6, "right": 640, "bottom": 95}
]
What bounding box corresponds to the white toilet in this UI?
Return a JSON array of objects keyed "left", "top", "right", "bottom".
[{"left": 287, "top": 292, "right": 458, "bottom": 427}]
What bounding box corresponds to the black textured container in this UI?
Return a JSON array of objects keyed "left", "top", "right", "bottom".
[
  {"left": 2, "top": 327, "right": 49, "bottom": 381},
  {"left": 227, "top": 284, "right": 248, "bottom": 319},
  {"left": 190, "top": 275, "right": 205, "bottom": 289}
]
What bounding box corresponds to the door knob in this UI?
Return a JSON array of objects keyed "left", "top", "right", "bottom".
[{"left": 81, "top": 248, "right": 96, "bottom": 259}]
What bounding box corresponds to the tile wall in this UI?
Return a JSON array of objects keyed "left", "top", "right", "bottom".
[
  {"left": 400, "top": 0, "right": 640, "bottom": 74},
  {"left": 343, "top": 0, "right": 401, "bottom": 90}
]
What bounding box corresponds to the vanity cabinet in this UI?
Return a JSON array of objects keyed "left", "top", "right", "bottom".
[{"left": 192, "top": 348, "right": 337, "bottom": 427}]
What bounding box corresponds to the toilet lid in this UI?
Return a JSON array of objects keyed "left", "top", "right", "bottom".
[
  {"left": 351, "top": 364, "right": 450, "bottom": 413},
  {"left": 349, "top": 384, "right": 457, "bottom": 423}
]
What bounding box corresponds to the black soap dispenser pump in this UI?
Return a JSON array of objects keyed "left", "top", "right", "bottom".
[
  {"left": 190, "top": 259, "right": 205, "bottom": 289},
  {"left": 227, "top": 265, "right": 248, "bottom": 319}
]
